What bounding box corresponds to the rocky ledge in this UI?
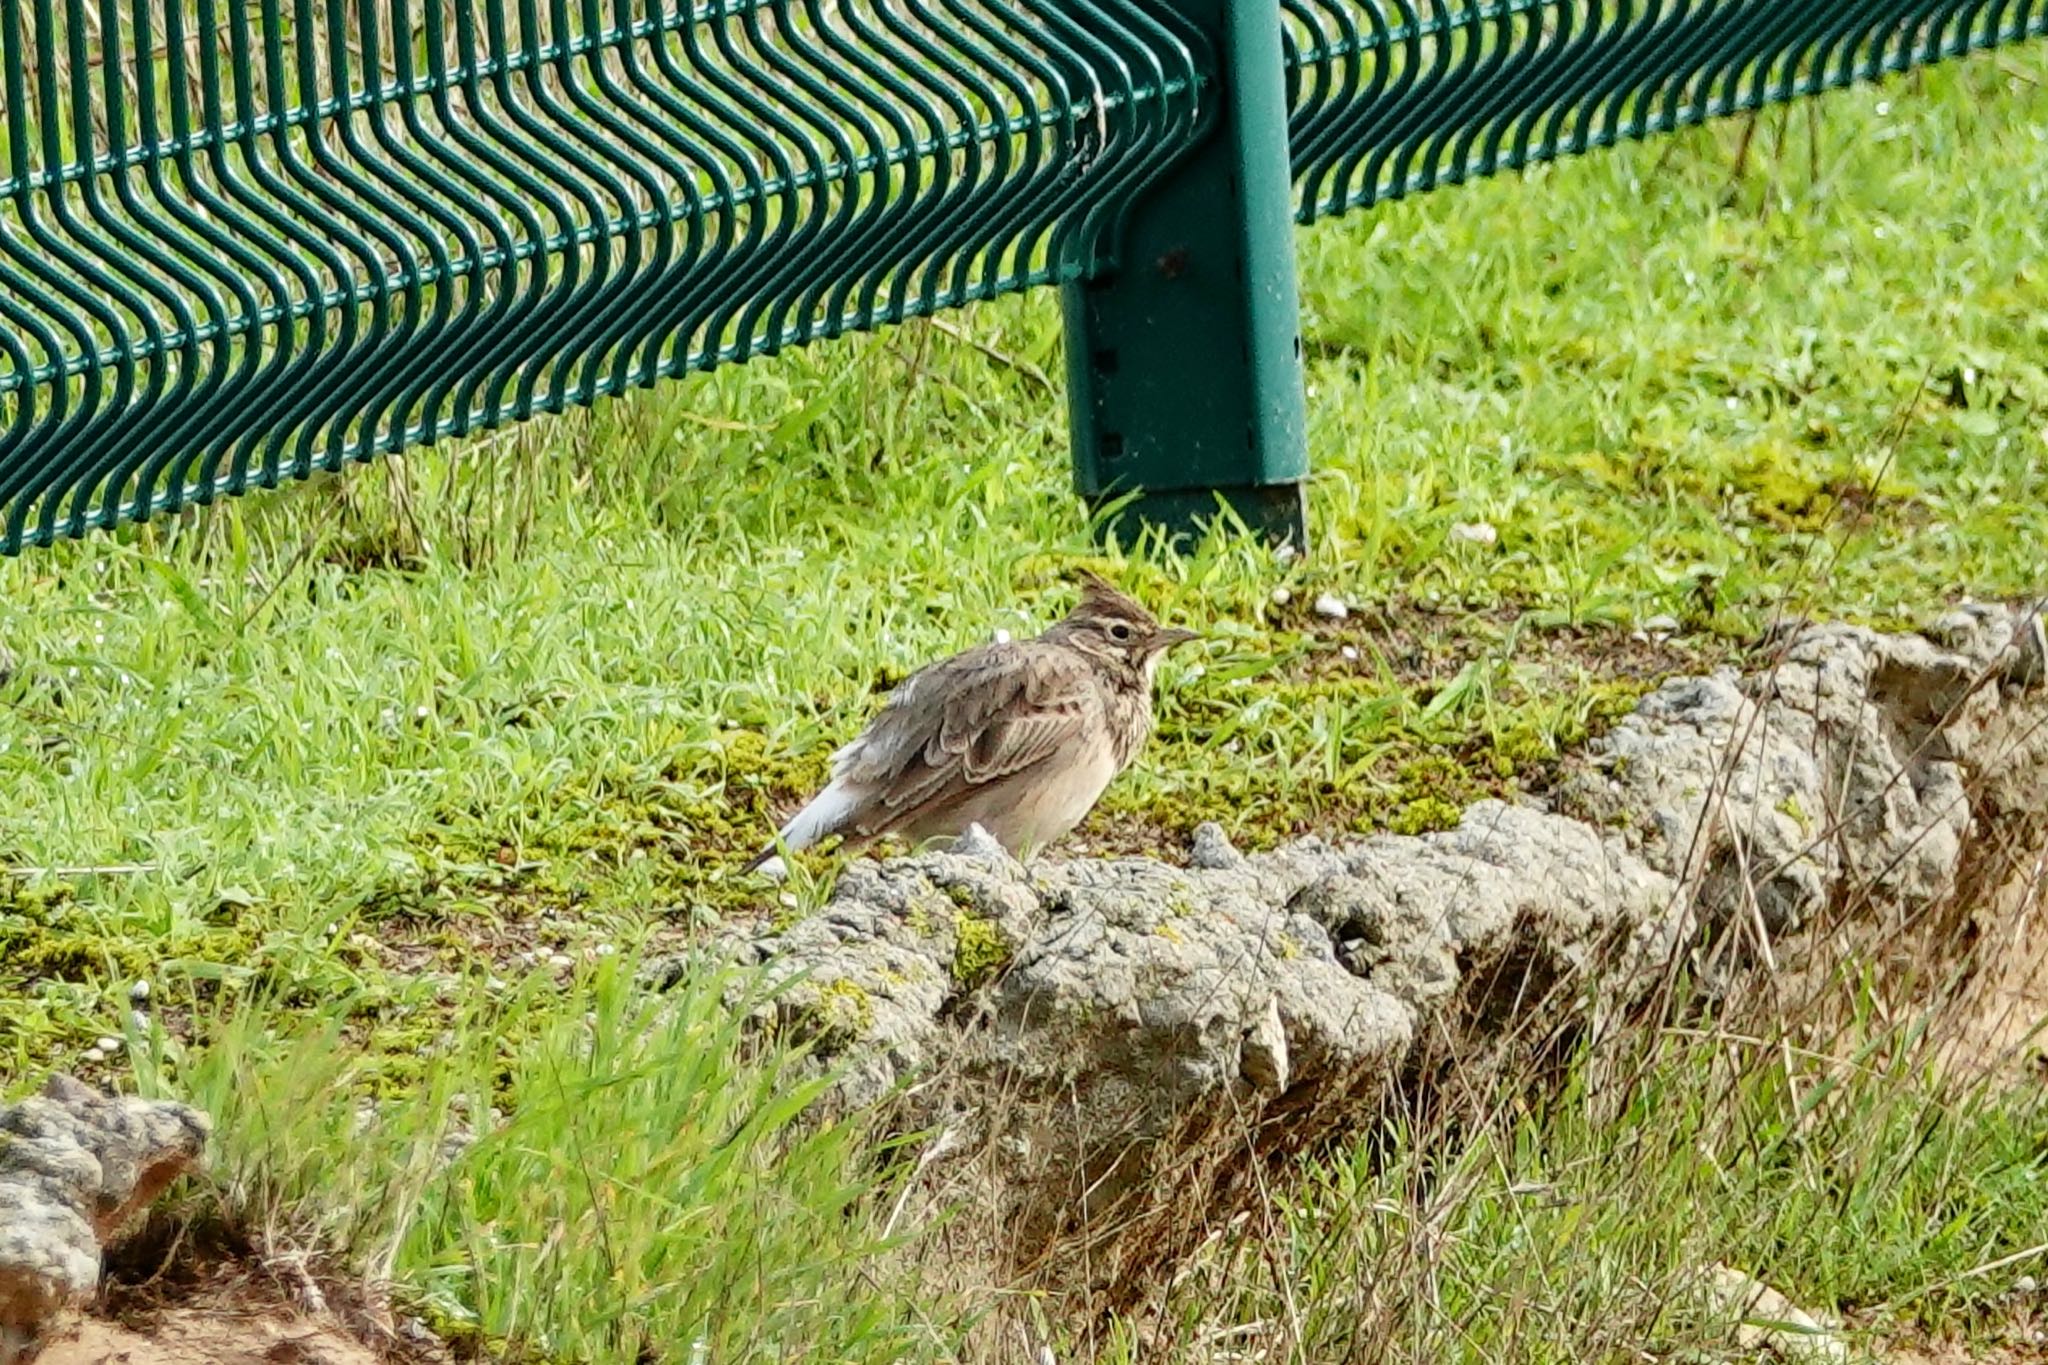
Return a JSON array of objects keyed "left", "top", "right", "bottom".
[
  {"left": 0, "top": 1077, "right": 210, "bottom": 1365},
  {"left": 701, "top": 605, "right": 2048, "bottom": 1258}
]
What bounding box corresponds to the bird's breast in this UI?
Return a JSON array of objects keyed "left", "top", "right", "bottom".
[{"left": 991, "top": 738, "right": 1123, "bottom": 853}]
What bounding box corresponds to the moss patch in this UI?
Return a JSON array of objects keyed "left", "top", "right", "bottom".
[
  {"left": 950, "top": 913, "right": 1010, "bottom": 990},
  {"left": 810, "top": 978, "right": 875, "bottom": 1043},
  {"left": 1088, "top": 605, "right": 1720, "bottom": 856}
]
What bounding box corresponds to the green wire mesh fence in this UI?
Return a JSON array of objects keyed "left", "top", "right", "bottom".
[
  {"left": 0, "top": 0, "right": 1208, "bottom": 550},
  {"left": 3, "top": 1, "right": 2045, "bottom": 553},
  {"left": 1282, "top": 2, "right": 2047, "bottom": 223}
]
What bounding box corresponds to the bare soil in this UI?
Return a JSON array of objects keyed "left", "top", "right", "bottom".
[
  {"left": 34, "top": 1225, "right": 448, "bottom": 1365},
  {"left": 1886, "top": 1337, "right": 2048, "bottom": 1364},
  {"left": 39, "top": 1308, "right": 377, "bottom": 1365},
  {"left": 1943, "top": 836, "right": 2048, "bottom": 1079}
]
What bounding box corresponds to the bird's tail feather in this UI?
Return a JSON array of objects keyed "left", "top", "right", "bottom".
[{"left": 744, "top": 781, "right": 858, "bottom": 874}]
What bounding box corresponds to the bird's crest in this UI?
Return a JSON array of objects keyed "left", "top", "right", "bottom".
[{"left": 1070, "top": 570, "right": 1159, "bottom": 627}]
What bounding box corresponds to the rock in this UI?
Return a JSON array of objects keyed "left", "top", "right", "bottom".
[
  {"left": 0, "top": 1076, "right": 210, "bottom": 1365},
  {"left": 950, "top": 822, "right": 1010, "bottom": 865},
  {"left": 1312, "top": 593, "right": 1349, "bottom": 621},
  {"left": 2015, "top": 601, "right": 2047, "bottom": 688},
  {"left": 679, "top": 601, "right": 2048, "bottom": 1289},
  {"left": 1451, "top": 520, "right": 1498, "bottom": 546},
  {"left": 126, "top": 982, "right": 149, "bottom": 1006},
  {"left": 1270, "top": 587, "right": 1292, "bottom": 607},
  {"left": 1925, "top": 598, "right": 2048, "bottom": 689},
  {"left": 1642, "top": 613, "right": 1681, "bottom": 635},
  {"left": 1700, "top": 1265, "right": 1848, "bottom": 1363},
  {"left": 1188, "top": 822, "right": 1245, "bottom": 871},
  {"left": 723, "top": 801, "right": 1674, "bottom": 1129},
  {"left": 1238, "top": 999, "right": 1289, "bottom": 1095},
  {"left": 1560, "top": 616, "right": 2035, "bottom": 939},
  {"left": 726, "top": 621, "right": 2046, "bottom": 1087}
]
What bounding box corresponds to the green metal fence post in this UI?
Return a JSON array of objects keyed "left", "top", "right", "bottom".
[{"left": 1062, "top": 0, "right": 1308, "bottom": 550}]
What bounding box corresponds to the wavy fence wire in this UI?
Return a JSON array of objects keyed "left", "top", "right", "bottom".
[
  {"left": 1281, "top": 1, "right": 2047, "bottom": 221},
  {"left": 2, "top": 0, "right": 2045, "bottom": 553},
  {"left": 0, "top": 0, "right": 1209, "bottom": 549}
]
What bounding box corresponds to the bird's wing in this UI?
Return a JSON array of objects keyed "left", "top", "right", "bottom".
[{"left": 836, "top": 641, "right": 1100, "bottom": 833}]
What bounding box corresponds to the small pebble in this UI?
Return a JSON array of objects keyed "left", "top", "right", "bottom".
[
  {"left": 129, "top": 1010, "right": 150, "bottom": 1034},
  {"left": 2016, "top": 1275, "right": 2039, "bottom": 1294},
  {"left": 1629, "top": 629, "right": 1650, "bottom": 644},
  {"left": 1273, "top": 542, "right": 1298, "bottom": 563},
  {"left": 96, "top": 1035, "right": 123, "bottom": 1054},
  {"left": 1313, "top": 593, "right": 1349, "bottom": 621},
  {"left": 1643, "top": 613, "right": 1681, "bottom": 635},
  {"left": 547, "top": 953, "right": 575, "bottom": 971},
  {"left": 1451, "top": 520, "right": 1499, "bottom": 546},
  {"left": 129, "top": 979, "right": 151, "bottom": 1004},
  {"left": 951, "top": 821, "right": 1009, "bottom": 864},
  {"left": 1270, "top": 586, "right": 1293, "bottom": 607},
  {"left": 81, "top": 1045, "right": 105, "bottom": 1064},
  {"left": 1189, "top": 822, "right": 1246, "bottom": 871},
  {"left": 992, "top": 628, "right": 1012, "bottom": 645},
  {"left": 1340, "top": 645, "right": 1359, "bottom": 662},
  {"left": 2012, "top": 605, "right": 2046, "bottom": 687}
]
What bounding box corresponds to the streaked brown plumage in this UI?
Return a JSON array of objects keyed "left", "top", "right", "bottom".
[{"left": 746, "top": 574, "right": 1197, "bottom": 871}]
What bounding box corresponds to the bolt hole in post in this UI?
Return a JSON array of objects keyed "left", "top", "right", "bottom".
[{"left": 1061, "top": 0, "right": 1310, "bottom": 553}]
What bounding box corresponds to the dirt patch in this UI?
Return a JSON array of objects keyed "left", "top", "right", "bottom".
[
  {"left": 1943, "top": 834, "right": 2048, "bottom": 1079},
  {"left": 1286, "top": 594, "right": 1741, "bottom": 693},
  {"left": 30, "top": 1221, "right": 453, "bottom": 1365},
  {"left": 38, "top": 1308, "right": 377, "bottom": 1365},
  {"left": 1884, "top": 1334, "right": 2048, "bottom": 1364}
]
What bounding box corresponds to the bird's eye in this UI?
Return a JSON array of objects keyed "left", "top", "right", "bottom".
[{"left": 1108, "top": 623, "right": 1133, "bottom": 641}]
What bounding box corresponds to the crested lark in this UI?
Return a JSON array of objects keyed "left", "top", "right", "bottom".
[{"left": 747, "top": 575, "right": 1198, "bottom": 871}]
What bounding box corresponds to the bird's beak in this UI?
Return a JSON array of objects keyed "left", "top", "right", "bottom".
[{"left": 1156, "top": 627, "right": 1201, "bottom": 651}]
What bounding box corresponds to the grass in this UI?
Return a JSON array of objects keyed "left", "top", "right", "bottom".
[
  {"left": 139, "top": 958, "right": 948, "bottom": 1362},
  {"left": 1104, "top": 1013, "right": 2048, "bottom": 1364},
  {"left": 3, "top": 46, "right": 2048, "bottom": 1365}
]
